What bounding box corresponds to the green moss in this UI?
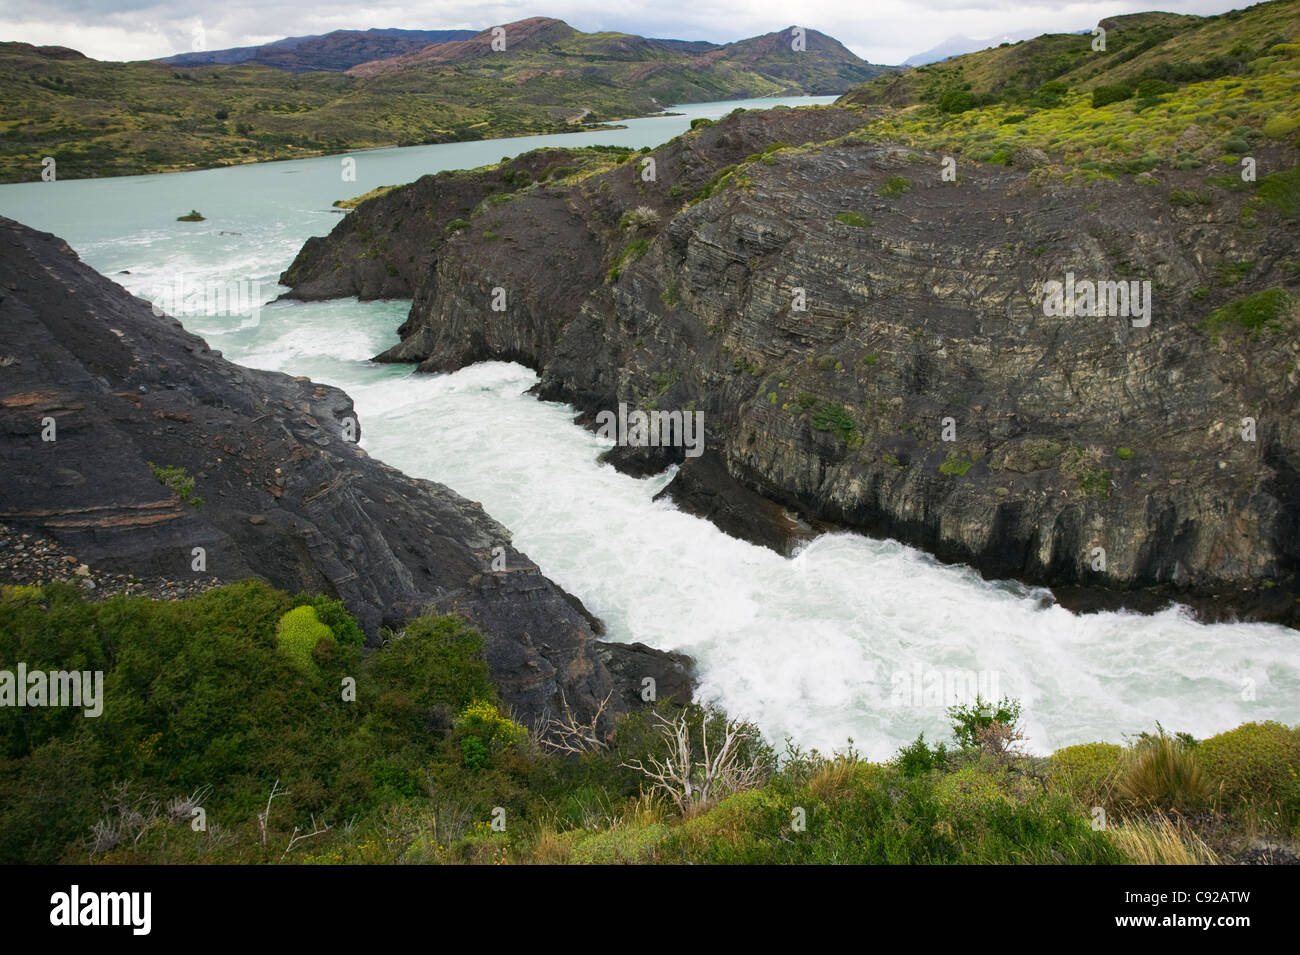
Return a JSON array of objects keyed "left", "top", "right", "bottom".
[
  {"left": 939, "top": 452, "right": 974, "bottom": 476},
  {"left": 1257, "top": 164, "right": 1300, "bottom": 216},
  {"left": 446, "top": 218, "right": 470, "bottom": 233},
  {"left": 607, "top": 237, "right": 652, "bottom": 282},
  {"left": 1216, "top": 260, "right": 1254, "bottom": 287},
  {"left": 652, "top": 369, "right": 679, "bottom": 395},
  {"left": 1116, "top": 447, "right": 1134, "bottom": 460},
  {"left": 880, "top": 175, "right": 912, "bottom": 197},
  {"left": 833, "top": 211, "right": 869, "bottom": 227},
  {"left": 1201, "top": 287, "right": 1294, "bottom": 339}
]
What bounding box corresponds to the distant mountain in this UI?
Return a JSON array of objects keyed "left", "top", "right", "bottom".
[
  {"left": 348, "top": 18, "right": 891, "bottom": 97},
  {"left": 0, "top": 17, "right": 893, "bottom": 181},
  {"left": 157, "top": 28, "right": 478, "bottom": 73},
  {"left": 902, "top": 30, "right": 1043, "bottom": 66}
]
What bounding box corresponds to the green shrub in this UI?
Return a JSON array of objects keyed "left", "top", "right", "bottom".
[
  {"left": 1169, "top": 190, "right": 1212, "bottom": 207},
  {"left": 948, "top": 695, "right": 1023, "bottom": 750},
  {"left": 833, "top": 211, "right": 868, "bottom": 227},
  {"left": 1262, "top": 114, "right": 1299, "bottom": 140},
  {"left": 896, "top": 733, "right": 949, "bottom": 778},
  {"left": 1135, "top": 78, "right": 1178, "bottom": 98},
  {"left": 689, "top": 117, "right": 714, "bottom": 130},
  {"left": 810, "top": 401, "right": 857, "bottom": 442},
  {"left": 1116, "top": 447, "right": 1134, "bottom": 460},
  {"left": 934, "top": 765, "right": 1013, "bottom": 828},
  {"left": 936, "top": 88, "right": 974, "bottom": 114},
  {"left": 147, "top": 462, "right": 201, "bottom": 508},
  {"left": 1197, "top": 721, "right": 1300, "bottom": 811},
  {"left": 1049, "top": 742, "right": 1122, "bottom": 805},
  {"left": 454, "top": 699, "right": 528, "bottom": 760},
  {"left": 1028, "top": 81, "right": 1068, "bottom": 109},
  {"left": 446, "top": 218, "right": 470, "bottom": 233},
  {"left": 568, "top": 822, "right": 668, "bottom": 863},
  {"left": 1091, "top": 84, "right": 1135, "bottom": 109},
  {"left": 297, "top": 594, "right": 365, "bottom": 647},
  {"left": 275, "top": 605, "right": 332, "bottom": 672},
  {"left": 880, "top": 175, "right": 912, "bottom": 197}
]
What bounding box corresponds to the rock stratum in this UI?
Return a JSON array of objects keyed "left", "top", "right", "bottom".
[
  {"left": 0, "top": 216, "right": 692, "bottom": 730},
  {"left": 281, "top": 103, "right": 1300, "bottom": 626}
]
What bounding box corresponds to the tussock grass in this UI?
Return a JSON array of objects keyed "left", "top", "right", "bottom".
[{"left": 1108, "top": 814, "right": 1219, "bottom": 865}]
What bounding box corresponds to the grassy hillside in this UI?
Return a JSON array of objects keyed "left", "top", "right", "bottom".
[
  {"left": 0, "top": 18, "right": 890, "bottom": 183},
  {"left": 1, "top": 580, "right": 1295, "bottom": 864},
  {"left": 837, "top": 0, "right": 1300, "bottom": 178}
]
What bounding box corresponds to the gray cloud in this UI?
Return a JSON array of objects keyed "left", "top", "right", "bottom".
[{"left": 0, "top": 0, "right": 1252, "bottom": 65}]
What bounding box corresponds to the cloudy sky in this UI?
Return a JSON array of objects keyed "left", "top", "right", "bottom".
[{"left": 0, "top": 0, "right": 1253, "bottom": 66}]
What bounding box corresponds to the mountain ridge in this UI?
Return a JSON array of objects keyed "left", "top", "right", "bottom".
[{"left": 157, "top": 27, "right": 479, "bottom": 73}]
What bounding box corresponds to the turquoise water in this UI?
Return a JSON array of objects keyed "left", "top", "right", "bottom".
[{"left": 2, "top": 95, "right": 1297, "bottom": 757}]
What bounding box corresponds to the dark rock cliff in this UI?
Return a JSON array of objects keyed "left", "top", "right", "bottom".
[
  {"left": 280, "top": 106, "right": 1300, "bottom": 626},
  {"left": 0, "top": 216, "right": 692, "bottom": 729}
]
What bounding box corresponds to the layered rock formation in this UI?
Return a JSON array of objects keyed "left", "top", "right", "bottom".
[
  {"left": 281, "top": 106, "right": 1300, "bottom": 626},
  {"left": 0, "top": 216, "right": 692, "bottom": 729}
]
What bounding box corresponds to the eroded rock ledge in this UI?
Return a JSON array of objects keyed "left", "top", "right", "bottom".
[
  {"left": 282, "top": 106, "right": 1300, "bottom": 626},
  {"left": 0, "top": 216, "right": 692, "bottom": 730}
]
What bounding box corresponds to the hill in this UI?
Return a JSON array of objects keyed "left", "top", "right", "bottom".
[
  {"left": 157, "top": 28, "right": 479, "bottom": 73},
  {"left": 0, "top": 18, "right": 891, "bottom": 182}
]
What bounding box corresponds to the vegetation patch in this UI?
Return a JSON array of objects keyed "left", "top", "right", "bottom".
[
  {"left": 607, "top": 238, "right": 652, "bottom": 282},
  {"left": 1257, "top": 164, "right": 1300, "bottom": 216},
  {"left": 147, "top": 462, "right": 202, "bottom": 508},
  {"left": 1201, "top": 287, "right": 1294, "bottom": 339},
  {"left": 333, "top": 185, "right": 398, "bottom": 209},
  {"left": 880, "top": 175, "right": 912, "bottom": 197},
  {"left": 939, "top": 452, "right": 975, "bottom": 476}
]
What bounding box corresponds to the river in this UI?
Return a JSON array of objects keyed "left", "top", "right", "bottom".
[{"left": 2, "top": 95, "right": 1296, "bottom": 758}]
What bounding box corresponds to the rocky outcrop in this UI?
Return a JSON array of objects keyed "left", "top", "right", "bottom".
[
  {"left": 280, "top": 106, "right": 1300, "bottom": 626},
  {"left": 0, "top": 215, "right": 692, "bottom": 729},
  {"left": 279, "top": 147, "right": 619, "bottom": 302}
]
